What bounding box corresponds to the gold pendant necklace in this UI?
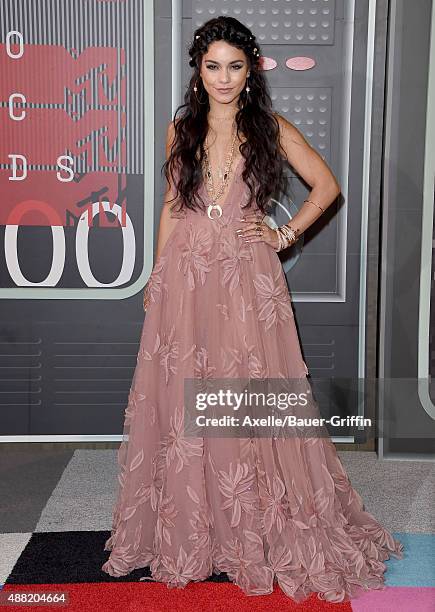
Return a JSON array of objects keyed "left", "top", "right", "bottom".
[{"left": 203, "top": 125, "right": 237, "bottom": 220}]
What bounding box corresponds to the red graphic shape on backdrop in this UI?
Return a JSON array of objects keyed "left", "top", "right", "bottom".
[{"left": 1, "top": 43, "right": 127, "bottom": 227}]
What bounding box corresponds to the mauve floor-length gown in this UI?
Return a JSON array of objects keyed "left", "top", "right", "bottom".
[{"left": 101, "top": 156, "right": 404, "bottom": 603}]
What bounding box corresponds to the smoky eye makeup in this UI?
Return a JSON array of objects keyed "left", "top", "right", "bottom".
[{"left": 205, "top": 62, "right": 244, "bottom": 70}]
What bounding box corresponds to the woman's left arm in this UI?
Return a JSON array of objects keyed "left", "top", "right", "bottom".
[
  {"left": 237, "top": 114, "right": 341, "bottom": 250},
  {"left": 274, "top": 113, "right": 341, "bottom": 234}
]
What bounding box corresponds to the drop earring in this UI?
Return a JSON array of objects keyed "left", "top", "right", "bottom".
[
  {"left": 193, "top": 79, "right": 207, "bottom": 104},
  {"left": 244, "top": 73, "right": 251, "bottom": 107}
]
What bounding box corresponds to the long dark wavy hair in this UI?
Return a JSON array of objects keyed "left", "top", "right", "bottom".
[{"left": 163, "top": 16, "right": 289, "bottom": 217}]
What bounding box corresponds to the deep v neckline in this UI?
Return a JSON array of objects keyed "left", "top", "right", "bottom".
[{"left": 203, "top": 154, "right": 244, "bottom": 211}]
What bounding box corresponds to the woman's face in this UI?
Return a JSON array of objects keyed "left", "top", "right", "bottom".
[{"left": 199, "top": 40, "right": 249, "bottom": 106}]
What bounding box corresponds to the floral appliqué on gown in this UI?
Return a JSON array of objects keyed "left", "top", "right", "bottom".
[{"left": 101, "top": 157, "right": 404, "bottom": 603}]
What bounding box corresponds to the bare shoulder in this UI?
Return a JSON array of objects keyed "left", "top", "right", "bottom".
[
  {"left": 272, "top": 112, "right": 340, "bottom": 192},
  {"left": 165, "top": 118, "right": 181, "bottom": 156},
  {"left": 272, "top": 112, "right": 306, "bottom": 147},
  {"left": 166, "top": 118, "right": 178, "bottom": 141}
]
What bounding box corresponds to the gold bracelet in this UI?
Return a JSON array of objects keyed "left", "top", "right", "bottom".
[{"left": 304, "top": 199, "right": 325, "bottom": 214}]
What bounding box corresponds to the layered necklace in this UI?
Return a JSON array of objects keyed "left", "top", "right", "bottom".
[{"left": 202, "top": 121, "right": 238, "bottom": 220}]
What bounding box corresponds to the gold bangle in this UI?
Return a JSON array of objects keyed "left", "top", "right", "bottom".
[{"left": 304, "top": 199, "right": 325, "bottom": 214}]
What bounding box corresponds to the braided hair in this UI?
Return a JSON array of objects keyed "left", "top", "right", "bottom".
[
  {"left": 163, "top": 16, "right": 288, "bottom": 217},
  {"left": 189, "top": 19, "right": 261, "bottom": 68}
]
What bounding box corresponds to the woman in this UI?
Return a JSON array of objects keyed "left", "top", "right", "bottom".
[{"left": 102, "top": 16, "right": 404, "bottom": 603}]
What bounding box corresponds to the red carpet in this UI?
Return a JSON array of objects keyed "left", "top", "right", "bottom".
[{"left": 1, "top": 582, "right": 353, "bottom": 611}]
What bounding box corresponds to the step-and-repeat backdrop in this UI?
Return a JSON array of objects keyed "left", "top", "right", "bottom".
[{"left": 1, "top": 0, "right": 155, "bottom": 439}]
